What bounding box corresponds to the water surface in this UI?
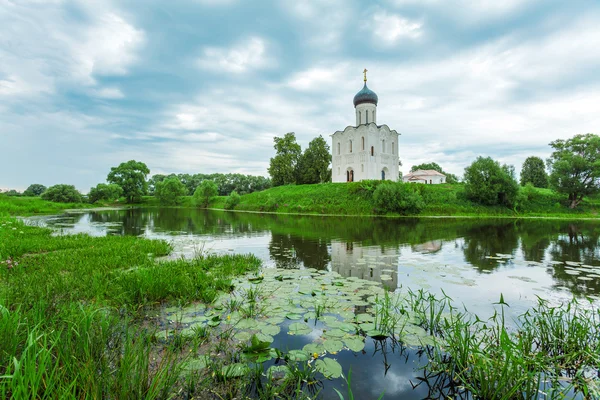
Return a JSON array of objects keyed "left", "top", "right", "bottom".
[{"left": 27, "top": 208, "right": 600, "bottom": 399}]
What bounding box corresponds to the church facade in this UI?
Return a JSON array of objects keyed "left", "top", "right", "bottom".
[{"left": 331, "top": 72, "right": 400, "bottom": 183}]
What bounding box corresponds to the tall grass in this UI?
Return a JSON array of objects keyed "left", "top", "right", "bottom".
[
  {"left": 0, "top": 216, "right": 260, "bottom": 398},
  {"left": 0, "top": 194, "right": 94, "bottom": 216}
]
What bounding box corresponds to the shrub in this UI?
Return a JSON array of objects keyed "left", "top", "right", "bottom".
[
  {"left": 41, "top": 184, "right": 83, "bottom": 203},
  {"left": 224, "top": 191, "right": 241, "bottom": 210},
  {"left": 23, "top": 184, "right": 47, "bottom": 197},
  {"left": 373, "top": 182, "right": 425, "bottom": 215},
  {"left": 88, "top": 183, "right": 123, "bottom": 204},
  {"left": 463, "top": 157, "right": 519, "bottom": 207},
  {"left": 193, "top": 180, "right": 218, "bottom": 207},
  {"left": 155, "top": 177, "right": 187, "bottom": 205}
]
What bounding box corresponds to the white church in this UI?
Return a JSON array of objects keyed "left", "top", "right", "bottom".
[{"left": 332, "top": 71, "right": 400, "bottom": 183}]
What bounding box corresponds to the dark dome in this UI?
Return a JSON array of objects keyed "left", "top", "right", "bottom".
[{"left": 353, "top": 83, "right": 378, "bottom": 107}]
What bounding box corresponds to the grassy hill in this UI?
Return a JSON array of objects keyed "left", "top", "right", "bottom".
[{"left": 208, "top": 182, "right": 599, "bottom": 218}]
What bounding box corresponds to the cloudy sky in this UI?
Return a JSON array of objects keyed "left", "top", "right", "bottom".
[{"left": 2, "top": 0, "right": 600, "bottom": 192}]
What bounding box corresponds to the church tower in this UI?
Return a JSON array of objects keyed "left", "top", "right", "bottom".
[{"left": 331, "top": 71, "right": 400, "bottom": 183}]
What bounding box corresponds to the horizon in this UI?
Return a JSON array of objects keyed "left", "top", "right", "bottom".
[{"left": 2, "top": 0, "right": 600, "bottom": 192}]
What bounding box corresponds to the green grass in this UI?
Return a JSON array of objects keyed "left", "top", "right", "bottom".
[
  {"left": 0, "top": 217, "right": 260, "bottom": 398},
  {"left": 204, "top": 182, "right": 599, "bottom": 219},
  {"left": 0, "top": 194, "right": 95, "bottom": 216}
]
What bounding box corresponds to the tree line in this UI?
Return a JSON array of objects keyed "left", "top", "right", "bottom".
[{"left": 4, "top": 132, "right": 599, "bottom": 211}]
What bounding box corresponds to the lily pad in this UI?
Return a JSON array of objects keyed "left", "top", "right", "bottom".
[
  {"left": 285, "top": 313, "right": 303, "bottom": 320},
  {"left": 344, "top": 337, "right": 365, "bottom": 352},
  {"left": 288, "top": 322, "right": 312, "bottom": 335},
  {"left": 288, "top": 349, "right": 310, "bottom": 361},
  {"left": 323, "top": 339, "right": 343, "bottom": 353},
  {"left": 315, "top": 358, "right": 343, "bottom": 379},
  {"left": 322, "top": 328, "right": 345, "bottom": 338}
]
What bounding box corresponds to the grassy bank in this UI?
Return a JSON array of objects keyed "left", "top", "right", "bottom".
[
  {"left": 0, "top": 194, "right": 96, "bottom": 216},
  {"left": 0, "top": 217, "right": 260, "bottom": 398},
  {"left": 207, "top": 182, "right": 599, "bottom": 218}
]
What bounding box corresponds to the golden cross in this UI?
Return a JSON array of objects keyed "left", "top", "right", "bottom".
[{"left": 363, "top": 68, "right": 368, "bottom": 82}]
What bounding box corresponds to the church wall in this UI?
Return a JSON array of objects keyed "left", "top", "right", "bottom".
[{"left": 331, "top": 125, "right": 399, "bottom": 183}]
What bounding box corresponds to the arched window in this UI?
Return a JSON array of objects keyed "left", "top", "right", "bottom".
[
  {"left": 337, "top": 142, "right": 340, "bottom": 155},
  {"left": 366, "top": 111, "right": 369, "bottom": 124},
  {"left": 392, "top": 142, "right": 394, "bottom": 155},
  {"left": 370, "top": 146, "right": 374, "bottom": 156},
  {"left": 361, "top": 164, "right": 364, "bottom": 172},
  {"left": 337, "top": 167, "right": 340, "bottom": 175},
  {"left": 381, "top": 170, "right": 385, "bottom": 180},
  {"left": 382, "top": 140, "right": 385, "bottom": 153},
  {"left": 361, "top": 137, "right": 365, "bottom": 150},
  {"left": 359, "top": 112, "right": 361, "bottom": 125},
  {"left": 349, "top": 140, "right": 353, "bottom": 153},
  {"left": 372, "top": 110, "right": 375, "bottom": 122}
]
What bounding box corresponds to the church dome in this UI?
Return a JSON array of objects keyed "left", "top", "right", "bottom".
[{"left": 353, "top": 83, "right": 378, "bottom": 107}]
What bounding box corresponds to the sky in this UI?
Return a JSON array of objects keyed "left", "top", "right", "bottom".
[{"left": 1, "top": 0, "right": 600, "bottom": 192}]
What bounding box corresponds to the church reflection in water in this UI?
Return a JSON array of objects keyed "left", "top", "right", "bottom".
[{"left": 330, "top": 240, "right": 399, "bottom": 289}]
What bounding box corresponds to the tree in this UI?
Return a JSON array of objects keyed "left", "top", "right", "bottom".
[
  {"left": 23, "top": 184, "right": 47, "bottom": 196},
  {"left": 463, "top": 157, "right": 519, "bottom": 207},
  {"left": 107, "top": 160, "right": 150, "bottom": 203},
  {"left": 88, "top": 183, "right": 123, "bottom": 203},
  {"left": 148, "top": 174, "right": 168, "bottom": 195},
  {"left": 411, "top": 162, "right": 459, "bottom": 183},
  {"left": 41, "top": 184, "right": 82, "bottom": 203},
  {"left": 268, "top": 132, "right": 301, "bottom": 186},
  {"left": 193, "top": 180, "right": 218, "bottom": 207},
  {"left": 547, "top": 133, "right": 600, "bottom": 208},
  {"left": 296, "top": 135, "right": 332, "bottom": 184},
  {"left": 155, "top": 177, "right": 187, "bottom": 205},
  {"left": 520, "top": 156, "right": 548, "bottom": 188}
]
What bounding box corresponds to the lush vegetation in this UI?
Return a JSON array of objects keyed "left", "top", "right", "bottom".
[
  {"left": 0, "top": 194, "right": 94, "bottom": 216},
  {"left": 208, "top": 181, "right": 599, "bottom": 218},
  {"left": 520, "top": 156, "right": 549, "bottom": 188},
  {"left": 88, "top": 183, "right": 123, "bottom": 204},
  {"left": 193, "top": 180, "right": 219, "bottom": 207},
  {"left": 23, "top": 184, "right": 47, "bottom": 197},
  {"left": 463, "top": 156, "right": 519, "bottom": 207},
  {"left": 148, "top": 172, "right": 271, "bottom": 197},
  {"left": 40, "top": 184, "right": 83, "bottom": 203},
  {"left": 107, "top": 160, "right": 151, "bottom": 203},
  {"left": 155, "top": 176, "right": 187, "bottom": 205},
  {"left": 548, "top": 133, "right": 600, "bottom": 208},
  {"left": 269, "top": 132, "right": 331, "bottom": 186},
  {"left": 0, "top": 217, "right": 261, "bottom": 398}
]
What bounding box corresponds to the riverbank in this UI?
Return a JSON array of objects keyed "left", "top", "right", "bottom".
[
  {"left": 0, "top": 195, "right": 97, "bottom": 216},
  {"left": 206, "top": 182, "right": 599, "bottom": 219}
]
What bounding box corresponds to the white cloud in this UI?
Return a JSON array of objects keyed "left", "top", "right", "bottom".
[
  {"left": 93, "top": 87, "right": 125, "bottom": 99},
  {"left": 0, "top": 1, "right": 145, "bottom": 97},
  {"left": 197, "top": 37, "right": 270, "bottom": 74},
  {"left": 369, "top": 11, "right": 423, "bottom": 44}
]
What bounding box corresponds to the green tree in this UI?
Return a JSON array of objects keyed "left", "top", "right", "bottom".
[
  {"left": 155, "top": 177, "right": 187, "bottom": 205},
  {"left": 520, "top": 156, "right": 548, "bottom": 188},
  {"left": 23, "top": 184, "right": 47, "bottom": 196},
  {"left": 41, "top": 184, "right": 83, "bottom": 203},
  {"left": 411, "top": 162, "right": 459, "bottom": 183},
  {"left": 107, "top": 160, "right": 150, "bottom": 203},
  {"left": 148, "top": 174, "right": 168, "bottom": 195},
  {"left": 193, "top": 180, "right": 218, "bottom": 207},
  {"left": 88, "top": 183, "right": 123, "bottom": 203},
  {"left": 463, "top": 157, "right": 519, "bottom": 207},
  {"left": 547, "top": 133, "right": 600, "bottom": 208},
  {"left": 268, "top": 132, "right": 301, "bottom": 186},
  {"left": 296, "top": 135, "right": 332, "bottom": 184},
  {"left": 224, "top": 190, "right": 241, "bottom": 210}
]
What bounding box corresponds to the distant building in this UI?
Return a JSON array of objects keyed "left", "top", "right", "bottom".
[
  {"left": 331, "top": 70, "right": 400, "bottom": 183},
  {"left": 403, "top": 169, "right": 446, "bottom": 184}
]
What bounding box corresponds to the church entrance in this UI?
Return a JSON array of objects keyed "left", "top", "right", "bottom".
[
  {"left": 346, "top": 169, "right": 354, "bottom": 182},
  {"left": 381, "top": 170, "right": 385, "bottom": 180}
]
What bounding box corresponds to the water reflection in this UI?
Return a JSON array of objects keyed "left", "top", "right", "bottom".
[{"left": 29, "top": 208, "right": 600, "bottom": 301}]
